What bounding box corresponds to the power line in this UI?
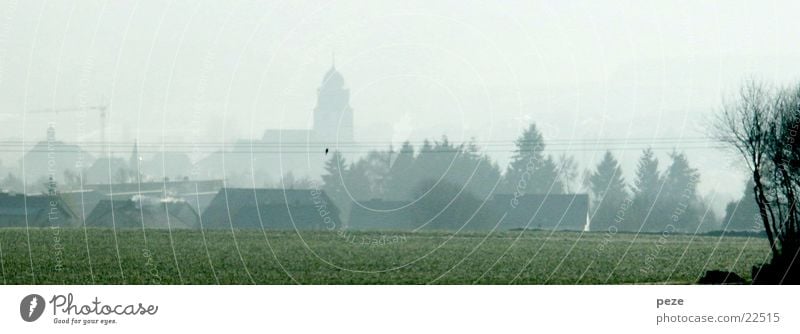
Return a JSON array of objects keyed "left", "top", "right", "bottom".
[
  {"left": 0, "top": 137, "right": 729, "bottom": 154},
  {"left": 0, "top": 136, "right": 720, "bottom": 144},
  {"left": 0, "top": 147, "right": 728, "bottom": 154},
  {"left": 0, "top": 137, "right": 722, "bottom": 147}
]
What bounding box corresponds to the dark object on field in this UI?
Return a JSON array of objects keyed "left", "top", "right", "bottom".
[
  {"left": 697, "top": 270, "right": 746, "bottom": 284},
  {"left": 751, "top": 255, "right": 800, "bottom": 284},
  {"left": 325, "top": 148, "right": 329, "bottom": 155}
]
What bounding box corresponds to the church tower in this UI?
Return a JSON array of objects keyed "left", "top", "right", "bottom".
[
  {"left": 313, "top": 61, "right": 354, "bottom": 145},
  {"left": 46, "top": 124, "right": 56, "bottom": 142}
]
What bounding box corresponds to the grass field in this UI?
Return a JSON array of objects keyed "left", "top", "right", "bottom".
[{"left": 0, "top": 228, "right": 771, "bottom": 284}]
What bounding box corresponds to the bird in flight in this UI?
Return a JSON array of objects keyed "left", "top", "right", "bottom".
[{"left": 325, "top": 148, "right": 329, "bottom": 155}]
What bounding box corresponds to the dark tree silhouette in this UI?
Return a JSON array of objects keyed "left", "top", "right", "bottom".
[
  {"left": 502, "top": 123, "right": 563, "bottom": 195},
  {"left": 322, "top": 151, "right": 351, "bottom": 217},
  {"left": 722, "top": 179, "right": 762, "bottom": 231},
  {"left": 661, "top": 151, "right": 703, "bottom": 232},
  {"left": 383, "top": 136, "right": 501, "bottom": 201},
  {"left": 385, "top": 141, "right": 416, "bottom": 201},
  {"left": 557, "top": 153, "right": 579, "bottom": 193},
  {"left": 0, "top": 173, "right": 24, "bottom": 193},
  {"left": 629, "top": 148, "right": 663, "bottom": 232},
  {"left": 714, "top": 81, "right": 800, "bottom": 283},
  {"left": 587, "top": 151, "right": 629, "bottom": 231}
]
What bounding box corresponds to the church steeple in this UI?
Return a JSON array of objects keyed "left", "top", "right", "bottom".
[
  {"left": 46, "top": 124, "right": 56, "bottom": 142},
  {"left": 314, "top": 62, "right": 353, "bottom": 144},
  {"left": 129, "top": 139, "right": 140, "bottom": 171},
  {"left": 128, "top": 139, "right": 143, "bottom": 182}
]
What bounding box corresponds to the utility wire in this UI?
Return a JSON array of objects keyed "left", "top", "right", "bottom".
[{"left": 0, "top": 137, "right": 728, "bottom": 154}]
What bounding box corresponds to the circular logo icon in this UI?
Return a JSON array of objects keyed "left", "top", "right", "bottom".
[{"left": 20, "top": 294, "right": 45, "bottom": 322}]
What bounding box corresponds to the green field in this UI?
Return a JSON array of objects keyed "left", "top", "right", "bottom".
[{"left": 0, "top": 228, "right": 771, "bottom": 284}]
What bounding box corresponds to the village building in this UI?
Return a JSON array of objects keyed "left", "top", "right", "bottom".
[
  {"left": 201, "top": 188, "right": 341, "bottom": 230},
  {"left": 195, "top": 65, "right": 355, "bottom": 185},
  {"left": 85, "top": 197, "right": 200, "bottom": 229},
  {"left": 0, "top": 192, "right": 77, "bottom": 228},
  {"left": 491, "top": 194, "right": 589, "bottom": 231}
]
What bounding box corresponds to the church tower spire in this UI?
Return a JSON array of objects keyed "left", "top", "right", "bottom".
[
  {"left": 46, "top": 124, "right": 56, "bottom": 142},
  {"left": 314, "top": 62, "right": 354, "bottom": 144},
  {"left": 129, "top": 139, "right": 141, "bottom": 181}
]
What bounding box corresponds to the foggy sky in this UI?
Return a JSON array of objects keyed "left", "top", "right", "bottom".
[{"left": 2, "top": 0, "right": 800, "bottom": 213}]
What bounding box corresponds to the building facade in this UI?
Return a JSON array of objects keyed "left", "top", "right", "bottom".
[{"left": 197, "top": 65, "right": 356, "bottom": 184}]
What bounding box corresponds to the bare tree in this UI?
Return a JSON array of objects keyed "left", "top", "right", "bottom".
[
  {"left": 714, "top": 80, "right": 800, "bottom": 283},
  {"left": 768, "top": 84, "right": 800, "bottom": 259},
  {"left": 556, "top": 153, "right": 579, "bottom": 193}
]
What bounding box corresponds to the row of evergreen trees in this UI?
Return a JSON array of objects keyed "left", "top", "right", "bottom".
[
  {"left": 321, "top": 122, "right": 743, "bottom": 232},
  {"left": 585, "top": 149, "right": 715, "bottom": 233}
]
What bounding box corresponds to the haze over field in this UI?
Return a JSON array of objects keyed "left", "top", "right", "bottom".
[{"left": 2, "top": 0, "right": 800, "bottom": 214}]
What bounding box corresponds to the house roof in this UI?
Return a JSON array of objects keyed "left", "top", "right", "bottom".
[
  {"left": 0, "top": 192, "right": 77, "bottom": 227},
  {"left": 348, "top": 200, "right": 415, "bottom": 230},
  {"left": 57, "top": 190, "right": 105, "bottom": 221},
  {"left": 201, "top": 188, "right": 339, "bottom": 229},
  {"left": 85, "top": 179, "right": 224, "bottom": 195},
  {"left": 492, "top": 193, "right": 589, "bottom": 231},
  {"left": 85, "top": 198, "right": 199, "bottom": 229},
  {"left": 22, "top": 140, "right": 93, "bottom": 159}
]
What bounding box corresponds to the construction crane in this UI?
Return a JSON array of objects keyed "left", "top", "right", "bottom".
[{"left": 27, "top": 104, "right": 109, "bottom": 154}]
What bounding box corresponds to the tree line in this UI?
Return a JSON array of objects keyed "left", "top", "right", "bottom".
[{"left": 322, "top": 123, "right": 728, "bottom": 233}]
